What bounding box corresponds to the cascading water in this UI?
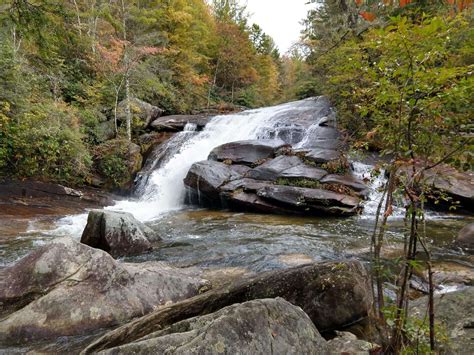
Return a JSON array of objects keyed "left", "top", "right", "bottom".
[{"left": 107, "top": 98, "right": 335, "bottom": 221}]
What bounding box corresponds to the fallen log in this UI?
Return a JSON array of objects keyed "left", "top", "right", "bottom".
[{"left": 82, "top": 261, "right": 372, "bottom": 353}]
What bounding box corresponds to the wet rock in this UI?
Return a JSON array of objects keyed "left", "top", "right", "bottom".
[
  {"left": 80, "top": 210, "right": 156, "bottom": 258},
  {"left": 0, "top": 239, "right": 209, "bottom": 344},
  {"left": 83, "top": 261, "right": 372, "bottom": 353},
  {"left": 455, "top": 223, "right": 474, "bottom": 252},
  {"left": 117, "top": 98, "right": 163, "bottom": 128},
  {"left": 246, "top": 155, "right": 303, "bottom": 181},
  {"left": 150, "top": 114, "right": 210, "bottom": 132},
  {"left": 98, "top": 298, "right": 329, "bottom": 354},
  {"left": 223, "top": 191, "right": 294, "bottom": 214},
  {"left": 410, "top": 287, "right": 474, "bottom": 353},
  {"left": 257, "top": 185, "right": 361, "bottom": 216},
  {"left": 298, "top": 148, "right": 340, "bottom": 164},
  {"left": 327, "top": 331, "right": 380, "bottom": 354},
  {"left": 208, "top": 139, "right": 287, "bottom": 166},
  {"left": 183, "top": 160, "right": 242, "bottom": 206}
]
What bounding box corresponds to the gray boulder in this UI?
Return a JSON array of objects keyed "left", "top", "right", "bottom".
[
  {"left": 183, "top": 160, "right": 243, "bottom": 206},
  {"left": 455, "top": 222, "right": 474, "bottom": 252},
  {"left": 80, "top": 210, "right": 157, "bottom": 258},
  {"left": 208, "top": 139, "right": 288, "bottom": 166},
  {"left": 0, "top": 239, "right": 209, "bottom": 344},
  {"left": 150, "top": 114, "right": 210, "bottom": 132},
  {"left": 99, "top": 298, "right": 329, "bottom": 354},
  {"left": 117, "top": 98, "right": 163, "bottom": 128}
]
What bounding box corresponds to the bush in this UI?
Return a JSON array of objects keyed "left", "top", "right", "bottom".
[{"left": 0, "top": 101, "right": 92, "bottom": 183}]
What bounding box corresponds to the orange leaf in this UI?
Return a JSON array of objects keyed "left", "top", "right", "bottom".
[{"left": 360, "top": 11, "right": 376, "bottom": 22}]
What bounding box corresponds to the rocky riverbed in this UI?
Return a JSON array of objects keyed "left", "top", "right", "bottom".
[{"left": 1, "top": 98, "right": 473, "bottom": 353}]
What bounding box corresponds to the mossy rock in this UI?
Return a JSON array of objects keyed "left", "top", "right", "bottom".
[{"left": 94, "top": 139, "right": 143, "bottom": 190}]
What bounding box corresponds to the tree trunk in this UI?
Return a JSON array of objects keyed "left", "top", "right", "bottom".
[{"left": 125, "top": 72, "right": 132, "bottom": 141}]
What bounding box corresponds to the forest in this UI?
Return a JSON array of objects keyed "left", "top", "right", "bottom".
[
  {"left": 0, "top": 0, "right": 473, "bottom": 354},
  {"left": 0, "top": 0, "right": 472, "bottom": 187}
]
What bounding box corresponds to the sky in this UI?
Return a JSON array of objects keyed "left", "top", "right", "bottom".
[{"left": 243, "top": 0, "right": 311, "bottom": 53}]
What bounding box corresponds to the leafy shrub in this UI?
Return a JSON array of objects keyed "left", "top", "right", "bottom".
[{"left": 0, "top": 101, "right": 91, "bottom": 183}]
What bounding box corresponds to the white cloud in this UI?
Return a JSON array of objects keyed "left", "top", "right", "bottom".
[{"left": 242, "top": 0, "right": 311, "bottom": 53}]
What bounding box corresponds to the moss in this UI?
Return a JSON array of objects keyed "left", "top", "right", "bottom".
[{"left": 276, "top": 177, "right": 321, "bottom": 189}]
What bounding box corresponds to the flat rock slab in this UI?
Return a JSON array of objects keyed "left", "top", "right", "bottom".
[
  {"left": 208, "top": 139, "right": 287, "bottom": 166},
  {"left": 150, "top": 114, "right": 210, "bottom": 132},
  {"left": 257, "top": 185, "right": 361, "bottom": 215},
  {"left": 321, "top": 174, "right": 369, "bottom": 197},
  {"left": 220, "top": 178, "right": 273, "bottom": 193},
  {"left": 297, "top": 148, "right": 340, "bottom": 164},
  {"left": 279, "top": 164, "right": 328, "bottom": 181},
  {"left": 246, "top": 155, "right": 303, "bottom": 181},
  {"left": 100, "top": 298, "right": 329, "bottom": 354},
  {"left": 80, "top": 210, "right": 156, "bottom": 258},
  {"left": 0, "top": 239, "right": 209, "bottom": 344}
]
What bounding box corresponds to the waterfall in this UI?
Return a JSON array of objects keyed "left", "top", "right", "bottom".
[
  {"left": 50, "top": 97, "right": 356, "bottom": 236},
  {"left": 110, "top": 98, "right": 332, "bottom": 221}
]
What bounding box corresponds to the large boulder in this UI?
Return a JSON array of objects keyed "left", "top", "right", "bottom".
[
  {"left": 410, "top": 287, "right": 474, "bottom": 353},
  {"left": 0, "top": 239, "right": 209, "bottom": 344},
  {"left": 83, "top": 261, "right": 372, "bottom": 353},
  {"left": 80, "top": 210, "right": 157, "bottom": 258},
  {"left": 455, "top": 223, "right": 474, "bottom": 252},
  {"left": 117, "top": 98, "right": 163, "bottom": 128},
  {"left": 98, "top": 298, "right": 329, "bottom": 354},
  {"left": 183, "top": 160, "right": 244, "bottom": 206},
  {"left": 208, "top": 139, "right": 288, "bottom": 166},
  {"left": 150, "top": 114, "right": 210, "bottom": 132}
]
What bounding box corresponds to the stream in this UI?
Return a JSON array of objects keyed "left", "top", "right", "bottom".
[{"left": 0, "top": 98, "right": 472, "bottom": 352}]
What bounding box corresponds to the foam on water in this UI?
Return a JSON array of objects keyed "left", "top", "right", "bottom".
[{"left": 108, "top": 102, "right": 303, "bottom": 221}]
